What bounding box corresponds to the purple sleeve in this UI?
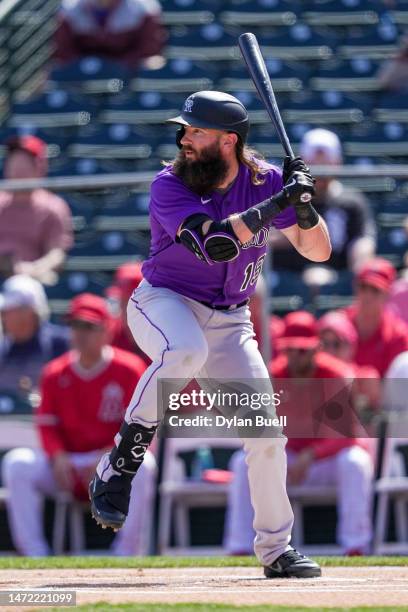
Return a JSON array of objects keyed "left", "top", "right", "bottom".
[
  {"left": 266, "top": 164, "right": 297, "bottom": 230},
  {"left": 150, "top": 172, "right": 207, "bottom": 239}
]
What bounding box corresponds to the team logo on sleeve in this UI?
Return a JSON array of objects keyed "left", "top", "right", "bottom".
[
  {"left": 241, "top": 227, "right": 270, "bottom": 249},
  {"left": 184, "top": 97, "right": 194, "bottom": 112}
]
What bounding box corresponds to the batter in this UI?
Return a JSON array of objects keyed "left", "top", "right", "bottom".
[{"left": 90, "top": 91, "right": 331, "bottom": 578}]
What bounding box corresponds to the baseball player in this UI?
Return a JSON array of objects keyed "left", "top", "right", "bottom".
[{"left": 90, "top": 91, "right": 331, "bottom": 578}]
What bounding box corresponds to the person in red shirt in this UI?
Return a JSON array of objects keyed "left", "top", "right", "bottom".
[
  {"left": 0, "top": 136, "right": 73, "bottom": 284},
  {"left": 2, "top": 293, "right": 156, "bottom": 556},
  {"left": 318, "top": 311, "right": 381, "bottom": 419},
  {"left": 343, "top": 257, "right": 408, "bottom": 377},
  {"left": 106, "top": 262, "right": 150, "bottom": 365},
  {"left": 224, "top": 312, "right": 373, "bottom": 556},
  {"left": 54, "top": 0, "right": 166, "bottom": 70}
]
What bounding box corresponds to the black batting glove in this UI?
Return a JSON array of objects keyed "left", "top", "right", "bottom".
[
  {"left": 282, "top": 171, "right": 315, "bottom": 206},
  {"left": 282, "top": 156, "right": 311, "bottom": 184}
]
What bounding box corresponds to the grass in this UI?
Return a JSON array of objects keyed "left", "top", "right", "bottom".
[
  {"left": 1, "top": 555, "right": 408, "bottom": 570},
  {"left": 38, "top": 605, "right": 408, "bottom": 612}
]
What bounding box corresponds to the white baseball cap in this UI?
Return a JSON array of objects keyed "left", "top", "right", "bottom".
[
  {"left": 0, "top": 275, "right": 49, "bottom": 321},
  {"left": 299, "top": 128, "right": 342, "bottom": 163}
]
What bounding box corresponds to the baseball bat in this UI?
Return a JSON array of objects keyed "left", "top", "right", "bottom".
[{"left": 238, "top": 32, "right": 295, "bottom": 161}]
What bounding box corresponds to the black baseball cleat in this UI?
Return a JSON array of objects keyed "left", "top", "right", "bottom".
[
  {"left": 89, "top": 474, "right": 132, "bottom": 532},
  {"left": 264, "top": 549, "right": 321, "bottom": 579}
]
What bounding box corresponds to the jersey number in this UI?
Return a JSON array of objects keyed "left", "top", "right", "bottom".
[{"left": 240, "top": 254, "right": 266, "bottom": 292}]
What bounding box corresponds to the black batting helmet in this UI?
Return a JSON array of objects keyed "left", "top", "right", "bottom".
[{"left": 167, "top": 90, "right": 249, "bottom": 148}]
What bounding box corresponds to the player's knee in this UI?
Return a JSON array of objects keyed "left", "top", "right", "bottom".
[
  {"left": 2, "top": 448, "right": 38, "bottom": 485},
  {"left": 172, "top": 337, "right": 208, "bottom": 372}
]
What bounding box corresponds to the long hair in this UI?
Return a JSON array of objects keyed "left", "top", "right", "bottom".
[{"left": 236, "top": 138, "right": 268, "bottom": 186}]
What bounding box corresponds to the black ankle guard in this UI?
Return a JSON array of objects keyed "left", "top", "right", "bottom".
[{"left": 109, "top": 422, "right": 157, "bottom": 476}]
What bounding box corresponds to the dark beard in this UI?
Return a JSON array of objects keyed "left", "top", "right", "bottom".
[{"left": 172, "top": 142, "right": 229, "bottom": 196}]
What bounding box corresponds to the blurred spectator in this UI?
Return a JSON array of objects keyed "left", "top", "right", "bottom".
[
  {"left": 0, "top": 275, "right": 69, "bottom": 397},
  {"left": 0, "top": 136, "right": 73, "bottom": 285},
  {"left": 270, "top": 129, "right": 376, "bottom": 272},
  {"left": 224, "top": 312, "right": 374, "bottom": 556},
  {"left": 269, "top": 314, "right": 285, "bottom": 359},
  {"left": 54, "top": 0, "right": 166, "bottom": 70},
  {"left": 343, "top": 258, "right": 408, "bottom": 377},
  {"left": 388, "top": 255, "right": 408, "bottom": 325},
  {"left": 106, "top": 261, "right": 150, "bottom": 364},
  {"left": 378, "top": 35, "right": 408, "bottom": 93},
  {"left": 2, "top": 293, "right": 156, "bottom": 556},
  {"left": 318, "top": 311, "right": 381, "bottom": 415},
  {"left": 383, "top": 350, "right": 408, "bottom": 414},
  {"left": 248, "top": 275, "right": 270, "bottom": 363}
]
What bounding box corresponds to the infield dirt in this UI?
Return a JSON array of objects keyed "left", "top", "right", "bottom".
[{"left": 1, "top": 566, "right": 408, "bottom": 610}]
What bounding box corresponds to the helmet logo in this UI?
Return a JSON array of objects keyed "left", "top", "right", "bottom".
[{"left": 184, "top": 97, "right": 194, "bottom": 113}]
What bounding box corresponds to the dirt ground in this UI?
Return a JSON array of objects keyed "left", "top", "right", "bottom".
[{"left": 1, "top": 566, "right": 408, "bottom": 610}]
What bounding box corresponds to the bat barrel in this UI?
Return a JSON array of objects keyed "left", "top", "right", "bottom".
[{"left": 238, "top": 32, "right": 295, "bottom": 160}]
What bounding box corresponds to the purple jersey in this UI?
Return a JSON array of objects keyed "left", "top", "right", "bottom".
[{"left": 142, "top": 160, "right": 296, "bottom": 306}]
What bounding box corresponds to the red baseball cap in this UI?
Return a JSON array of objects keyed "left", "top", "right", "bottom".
[
  {"left": 66, "top": 293, "right": 111, "bottom": 326},
  {"left": 357, "top": 257, "right": 396, "bottom": 293},
  {"left": 6, "top": 135, "right": 47, "bottom": 160},
  {"left": 106, "top": 262, "right": 143, "bottom": 301},
  {"left": 318, "top": 311, "right": 357, "bottom": 347},
  {"left": 277, "top": 311, "right": 319, "bottom": 350}
]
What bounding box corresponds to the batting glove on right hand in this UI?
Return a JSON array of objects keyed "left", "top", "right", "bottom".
[{"left": 282, "top": 171, "right": 315, "bottom": 206}]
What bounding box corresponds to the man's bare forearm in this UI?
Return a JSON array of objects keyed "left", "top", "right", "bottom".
[{"left": 296, "top": 217, "right": 331, "bottom": 262}]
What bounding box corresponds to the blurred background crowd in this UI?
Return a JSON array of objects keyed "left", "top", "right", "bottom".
[{"left": 0, "top": 0, "right": 408, "bottom": 558}]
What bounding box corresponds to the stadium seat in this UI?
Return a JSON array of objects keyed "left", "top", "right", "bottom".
[
  {"left": 162, "top": 0, "right": 218, "bottom": 25},
  {"left": 302, "top": 0, "right": 383, "bottom": 26},
  {"left": 158, "top": 436, "right": 241, "bottom": 554},
  {"left": 283, "top": 90, "right": 367, "bottom": 125},
  {"left": 66, "top": 233, "right": 149, "bottom": 272},
  {"left": 48, "top": 58, "right": 131, "bottom": 95},
  {"left": 338, "top": 20, "right": 400, "bottom": 60},
  {"left": 310, "top": 58, "right": 382, "bottom": 92},
  {"left": 220, "top": 0, "right": 299, "bottom": 27},
  {"left": 253, "top": 23, "right": 336, "bottom": 60},
  {"left": 344, "top": 123, "right": 408, "bottom": 160},
  {"left": 8, "top": 91, "right": 94, "bottom": 129},
  {"left": 67, "top": 125, "right": 153, "bottom": 161},
  {"left": 373, "top": 93, "right": 408, "bottom": 124},
  {"left": 45, "top": 272, "right": 107, "bottom": 301},
  {"left": 166, "top": 24, "right": 237, "bottom": 60},
  {"left": 131, "top": 59, "right": 216, "bottom": 93},
  {"left": 99, "top": 92, "right": 181, "bottom": 124},
  {"left": 268, "top": 269, "right": 309, "bottom": 313},
  {"left": 219, "top": 57, "right": 309, "bottom": 93},
  {"left": 374, "top": 376, "right": 408, "bottom": 555}
]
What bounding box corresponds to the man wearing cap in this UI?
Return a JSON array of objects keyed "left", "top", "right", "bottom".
[
  {"left": 0, "top": 275, "right": 69, "bottom": 397},
  {"left": 106, "top": 262, "right": 150, "bottom": 365},
  {"left": 270, "top": 128, "right": 376, "bottom": 272},
  {"left": 2, "top": 293, "right": 155, "bottom": 556},
  {"left": 225, "top": 311, "right": 374, "bottom": 557},
  {"left": 318, "top": 311, "right": 381, "bottom": 419},
  {"left": 90, "top": 91, "right": 332, "bottom": 578},
  {"left": 0, "top": 136, "right": 73, "bottom": 285},
  {"left": 343, "top": 257, "right": 408, "bottom": 377}
]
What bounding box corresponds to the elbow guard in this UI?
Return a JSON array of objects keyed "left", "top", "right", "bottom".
[{"left": 179, "top": 214, "right": 241, "bottom": 264}]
